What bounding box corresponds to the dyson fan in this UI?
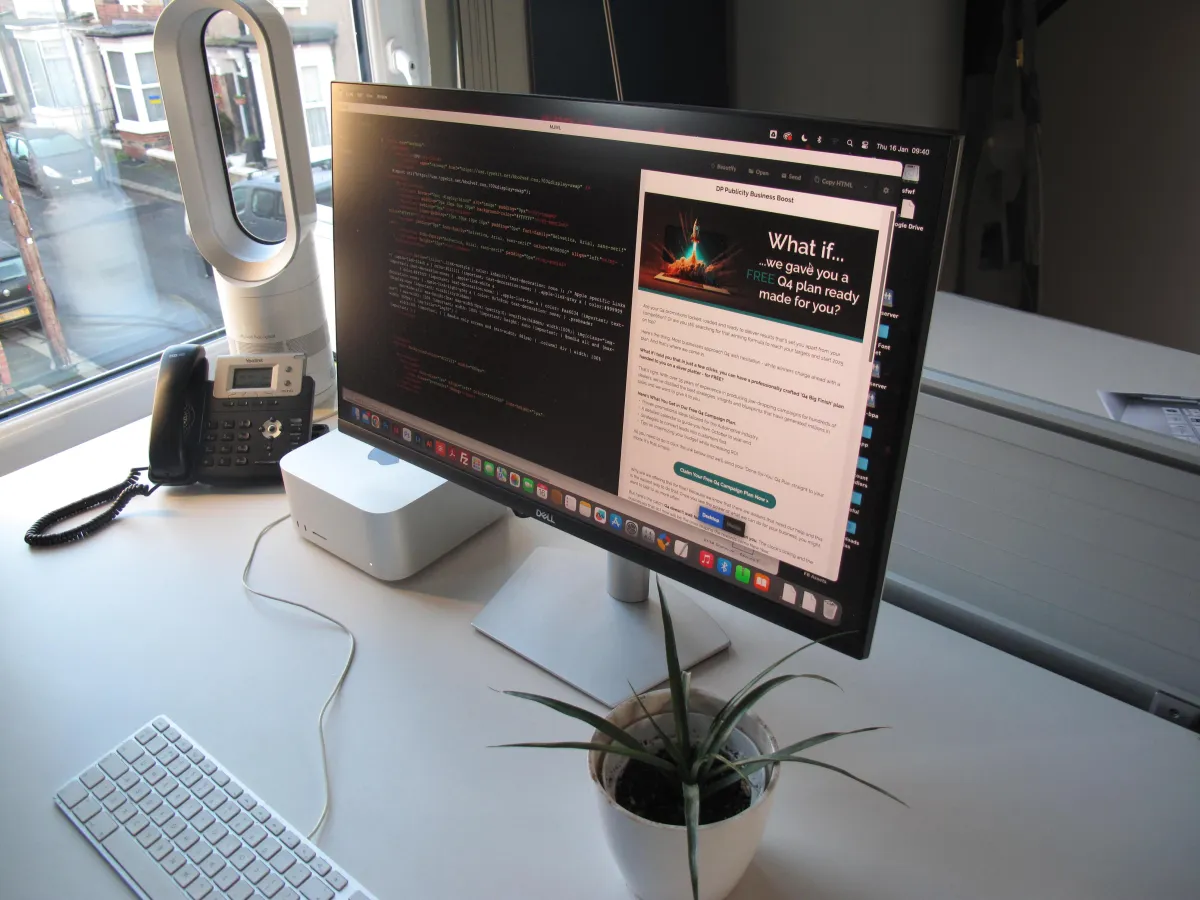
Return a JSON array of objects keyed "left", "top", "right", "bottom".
[{"left": 154, "top": 0, "right": 335, "bottom": 411}]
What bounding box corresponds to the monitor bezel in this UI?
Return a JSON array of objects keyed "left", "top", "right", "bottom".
[{"left": 333, "top": 83, "right": 963, "bottom": 659}]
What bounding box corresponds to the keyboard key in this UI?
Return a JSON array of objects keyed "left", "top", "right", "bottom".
[
  {"left": 128, "top": 781, "right": 152, "bottom": 804},
  {"left": 198, "top": 759, "right": 217, "bottom": 776},
  {"left": 326, "top": 871, "right": 347, "bottom": 891},
  {"left": 187, "top": 748, "right": 205, "bottom": 765},
  {"left": 226, "top": 881, "right": 255, "bottom": 900},
  {"left": 258, "top": 874, "right": 285, "bottom": 898},
  {"left": 280, "top": 831, "right": 300, "bottom": 850},
  {"left": 151, "top": 804, "right": 176, "bottom": 827},
  {"left": 257, "top": 836, "right": 281, "bottom": 861},
  {"left": 213, "top": 866, "right": 240, "bottom": 891},
  {"left": 250, "top": 806, "right": 271, "bottom": 823},
  {"left": 132, "top": 754, "right": 156, "bottom": 775},
  {"left": 200, "top": 852, "right": 226, "bottom": 878},
  {"left": 216, "top": 800, "right": 241, "bottom": 823},
  {"left": 242, "top": 824, "right": 266, "bottom": 848},
  {"left": 164, "top": 727, "right": 182, "bottom": 743},
  {"left": 271, "top": 849, "right": 296, "bottom": 874},
  {"left": 168, "top": 786, "right": 191, "bottom": 808},
  {"left": 284, "top": 864, "right": 310, "bottom": 888},
  {"left": 99, "top": 753, "right": 128, "bottom": 780},
  {"left": 180, "top": 767, "right": 203, "bottom": 788},
  {"left": 145, "top": 735, "right": 168, "bottom": 755},
  {"left": 103, "top": 790, "right": 127, "bottom": 812},
  {"left": 211, "top": 770, "right": 230, "bottom": 788},
  {"left": 243, "top": 860, "right": 271, "bottom": 884},
  {"left": 237, "top": 794, "right": 257, "bottom": 811},
  {"left": 225, "top": 782, "right": 244, "bottom": 800},
  {"left": 153, "top": 717, "right": 170, "bottom": 732},
  {"left": 156, "top": 776, "right": 179, "bottom": 797},
  {"left": 177, "top": 738, "right": 194, "bottom": 754},
  {"left": 169, "top": 756, "right": 192, "bottom": 777},
  {"left": 203, "top": 822, "right": 228, "bottom": 845},
  {"left": 163, "top": 815, "right": 186, "bottom": 839},
  {"left": 204, "top": 789, "right": 226, "bottom": 810},
  {"left": 188, "top": 840, "right": 213, "bottom": 864},
  {"left": 80, "top": 766, "right": 106, "bottom": 789},
  {"left": 174, "top": 863, "right": 199, "bottom": 888},
  {"left": 265, "top": 817, "right": 285, "bottom": 836},
  {"left": 93, "top": 779, "right": 116, "bottom": 801},
  {"left": 160, "top": 849, "right": 186, "bottom": 875},
  {"left": 230, "top": 847, "right": 256, "bottom": 871},
  {"left": 179, "top": 797, "right": 203, "bottom": 821},
  {"left": 176, "top": 827, "right": 201, "bottom": 852},
  {"left": 217, "top": 834, "right": 241, "bottom": 857},
  {"left": 136, "top": 726, "right": 158, "bottom": 744},
  {"left": 229, "top": 812, "right": 254, "bottom": 835},
  {"left": 143, "top": 765, "right": 167, "bottom": 786},
  {"left": 125, "top": 813, "right": 149, "bottom": 836},
  {"left": 149, "top": 837, "right": 174, "bottom": 861},
  {"left": 295, "top": 844, "right": 315, "bottom": 863},
  {"left": 310, "top": 858, "right": 330, "bottom": 877},
  {"left": 86, "top": 811, "right": 119, "bottom": 842},
  {"left": 191, "top": 810, "right": 215, "bottom": 834},
  {"left": 299, "top": 878, "right": 334, "bottom": 900},
  {"left": 137, "top": 825, "right": 162, "bottom": 849},
  {"left": 116, "top": 770, "right": 140, "bottom": 791},
  {"left": 73, "top": 796, "right": 102, "bottom": 823},
  {"left": 276, "top": 889, "right": 299, "bottom": 900},
  {"left": 193, "top": 778, "right": 216, "bottom": 800},
  {"left": 187, "top": 877, "right": 213, "bottom": 899},
  {"left": 112, "top": 801, "right": 137, "bottom": 824},
  {"left": 157, "top": 746, "right": 180, "bottom": 766},
  {"left": 118, "top": 739, "right": 145, "bottom": 764},
  {"left": 139, "top": 794, "right": 162, "bottom": 815}
]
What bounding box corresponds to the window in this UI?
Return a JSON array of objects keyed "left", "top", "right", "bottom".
[
  {"left": 106, "top": 51, "right": 139, "bottom": 122},
  {"left": 0, "top": 0, "right": 381, "bottom": 419},
  {"left": 18, "top": 37, "right": 81, "bottom": 109}
]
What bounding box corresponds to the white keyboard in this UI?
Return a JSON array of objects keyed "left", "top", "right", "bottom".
[{"left": 55, "top": 716, "right": 377, "bottom": 900}]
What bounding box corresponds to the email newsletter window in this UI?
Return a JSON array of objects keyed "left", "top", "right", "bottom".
[{"left": 335, "top": 87, "right": 950, "bottom": 621}]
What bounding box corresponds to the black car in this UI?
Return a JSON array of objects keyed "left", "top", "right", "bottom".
[
  {"left": 0, "top": 239, "right": 38, "bottom": 333},
  {"left": 5, "top": 126, "right": 103, "bottom": 194}
]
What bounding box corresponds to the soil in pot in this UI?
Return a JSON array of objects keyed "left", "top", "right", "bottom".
[{"left": 614, "top": 752, "right": 752, "bottom": 826}]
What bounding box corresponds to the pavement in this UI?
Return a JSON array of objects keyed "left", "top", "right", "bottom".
[{"left": 0, "top": 151, "right": 221, "bottom": 415}]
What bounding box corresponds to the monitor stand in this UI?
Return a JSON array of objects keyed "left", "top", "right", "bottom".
[{"left": 472, "top": 546, "right": 731, "bottom": 707}]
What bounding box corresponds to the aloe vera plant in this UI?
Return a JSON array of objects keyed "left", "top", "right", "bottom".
[{"left": 496, "top": 583, "right": 905, "bottom": 900}]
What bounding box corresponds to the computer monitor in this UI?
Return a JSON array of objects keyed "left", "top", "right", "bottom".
[{"left": 332, "top": 84, "right": 960, "bottom": 704}]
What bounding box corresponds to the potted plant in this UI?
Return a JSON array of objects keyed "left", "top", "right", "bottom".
[{"left": 497, "top": 584, "right": 903, "bottom": 900}]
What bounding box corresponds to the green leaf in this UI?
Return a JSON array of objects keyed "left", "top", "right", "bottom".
[
  {"left": 703, "top": 727, "right": 888, "bottom": 795},
  {"left": 699, "top": 753, "right": 752, "bottom": 799},
  {"left": 490, "top": 741, "right": 676, "bottom": 773},
  {"left": 502, "top": 690, "right": 649, "bottom": 756},
  {"left": 693, "top": 673, "right": 840, "bottom": 780},
  {"left": 761, "top": 755, "right": 907, "bottom": 807},
  {"left": 683, "top": 781, "right": 701, "bottom": 900},
  {"left": 658, "top": 583, "right": 692, "bottom": 771},
  {"left": 628, "top": 681, "right": 686, "bottom": 771}
]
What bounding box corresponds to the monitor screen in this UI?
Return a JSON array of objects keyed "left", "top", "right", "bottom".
[{"left": 333, "top": 84, "right": 960, "bottom": 658}]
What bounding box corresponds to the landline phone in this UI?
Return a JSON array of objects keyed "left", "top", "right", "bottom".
[{"left": 25, "top": 344, "right": 322, "bottom": 546}]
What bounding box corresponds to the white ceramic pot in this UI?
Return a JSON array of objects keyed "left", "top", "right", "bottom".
[{"left": 589, "top": 689, "right": 780, "bottom": 900}]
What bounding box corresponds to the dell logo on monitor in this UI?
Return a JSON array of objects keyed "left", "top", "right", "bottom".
[{"left": 535, "top": 509, "right": 556, "bottom": 525}]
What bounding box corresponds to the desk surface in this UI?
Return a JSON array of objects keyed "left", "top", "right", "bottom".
[{"left": 2, "top": 420, "right": 1197, "bottom": 900}]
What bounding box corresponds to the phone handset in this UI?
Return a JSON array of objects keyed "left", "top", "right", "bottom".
[{"left": 148, "top": 344, "right": 209, "bottom": 485}]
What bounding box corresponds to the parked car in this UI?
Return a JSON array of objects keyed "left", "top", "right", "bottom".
[
  {"left": 0, "top": 239, "right": 40, "bottom": 333},
  {"left": 230, "top": 167, "right": 333, "bottom": 242},
  {"left": 4, "top": 126, "right": 103, "bottom": 194}
]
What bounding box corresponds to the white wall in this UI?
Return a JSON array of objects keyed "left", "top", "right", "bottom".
[
  {"left": 1037, "top": 0, "right": 1200, "bottom": 355},
  {"left": 730, "top": 0, "right": 964, "bottom": 130}
]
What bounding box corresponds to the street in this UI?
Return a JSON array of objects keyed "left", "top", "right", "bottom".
[{"left": 0, "top": 166, "right": 220, "bottom": 411}]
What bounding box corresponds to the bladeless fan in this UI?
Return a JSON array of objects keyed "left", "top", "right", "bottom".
[{"left": 154, "top": 0, "right": 335, "bottom": 412}]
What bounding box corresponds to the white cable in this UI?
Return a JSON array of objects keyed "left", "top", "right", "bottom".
[{"left": 241, "top": 513, "right": 357, "bottom": 842}]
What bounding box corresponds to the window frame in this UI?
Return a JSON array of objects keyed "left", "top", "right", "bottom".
[{"left": 96, "top": 37, "right": 171, "bottom": 136}]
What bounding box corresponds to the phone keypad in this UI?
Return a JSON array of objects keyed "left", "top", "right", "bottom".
[{"left": 200, "top": 379, "right": 314, "bottom": 484}]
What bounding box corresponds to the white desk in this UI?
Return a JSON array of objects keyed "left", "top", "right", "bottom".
[{"left": 2, "top": 419, "right": 1197, "bottom": 900}]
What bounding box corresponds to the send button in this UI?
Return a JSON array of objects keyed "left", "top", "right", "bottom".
[{"left": 698, "top": 507, "right": 725, "bottom": 529}]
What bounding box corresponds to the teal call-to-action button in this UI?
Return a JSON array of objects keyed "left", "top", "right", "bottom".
[{"left": 673, "top": 462, "right": 776, "bottom": 509}]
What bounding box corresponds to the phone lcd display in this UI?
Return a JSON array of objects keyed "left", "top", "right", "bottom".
[{"left": 232, "top": 367, "right": 273, "bottom": 389}]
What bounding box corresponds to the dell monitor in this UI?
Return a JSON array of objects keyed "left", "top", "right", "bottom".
[{"left": 333, "top": 84, "right": 960, "bottom": 704}]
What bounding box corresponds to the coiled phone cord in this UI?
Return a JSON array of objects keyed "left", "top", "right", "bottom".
[{"left": 24, "top": 468, "right": 159, "bottom": 547}]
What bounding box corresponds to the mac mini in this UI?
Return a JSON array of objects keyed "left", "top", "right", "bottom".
[{"left": 281, "top": 429, "right": 506, "bottom": 580}]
